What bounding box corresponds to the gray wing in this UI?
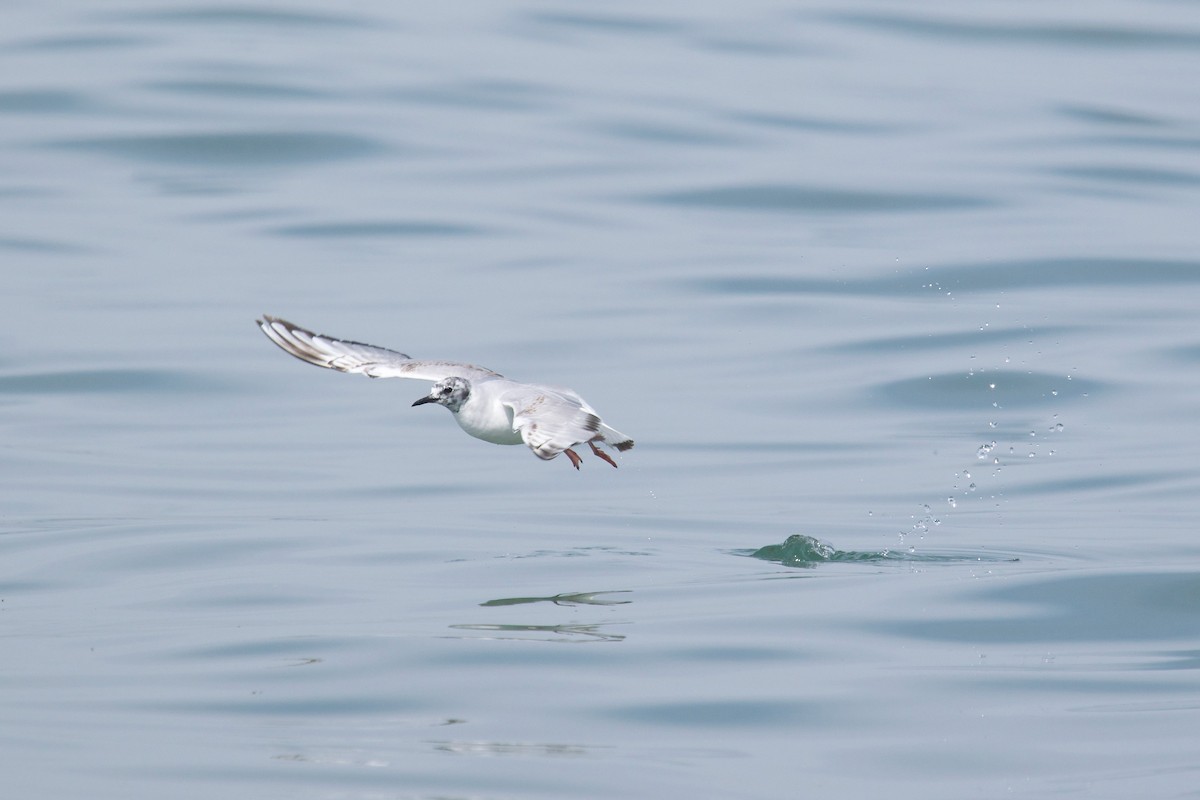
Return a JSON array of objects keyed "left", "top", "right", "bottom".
[
  {"left": 257, "top": 315, "right": 501, "bottom": 382},
  {"left": 500, "top": 387, "right": 606, "bottom": 460}
]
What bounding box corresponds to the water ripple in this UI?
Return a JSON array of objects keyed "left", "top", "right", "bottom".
[
  {"left": 650, "top": 183, "right": 992, "bottom": 214},
  {"left": 12, "top": 34, "right": 151, "bottom": 52},
  {"left": 607, "top": 699, "right": 815, "bottom": 727},
  {"left": 726, "top": 111, "right": 899, "bottom": 135},
  {"left": 1077, "top": 134, "right": 1200, "bottom": 152},
  {"left": 820, "top": 325, "right": 1078, "bottom": 355},
  {"left": 0, "top": 368, "right": 224, "bottom": 395},
  {"left": 106, "top": 7, "right": 378, "bottom": 29},
  {"left": 691, "top": 257, "right": 1200, "bottom": 296},
  {"left": 143, "top": 79, "right": 331, "bottom": 101},
  {"left": 1056, "top": 104, "right": 1170, "bottom": 128},
  {"left": 0, "top": 90, "right": 97, "bottom": 113},
  {"left": 0, "top": 236, "right": 91, "bottom": 254},
  {"left": 827, "top": 12, "right": 1200, "bottom": 49},
  {"left": 387, "top": 80, "right": 556, "bottom": 112},
  {"left": 523, "top": 11, "right": 686, "bottom": 36},
  {"left": 880, "top": 571, "right": 1200, "bottom": 644},
  {"left": 872, "top": 369, "right": 1101, "bottom": 410},
  {"left": 53, "top": 131, "right": 387, "bottom": 167},
  {"left": 596, "top": 121, "right": 741, "bottom": 147},
  {"left": 269, "top": 220, "right": 487, "bottom": 239},
  {"left": 1049, "top": 165, "right": 1200, "bottom": 188}
]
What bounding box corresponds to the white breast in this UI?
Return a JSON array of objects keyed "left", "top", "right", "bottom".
[{"left": 451, "top": 381, "right": 524, "bottom": 445}]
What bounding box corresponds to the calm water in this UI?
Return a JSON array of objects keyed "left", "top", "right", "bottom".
[{"left": 3, "top": 1, "right": 1200, "bottom": 797}]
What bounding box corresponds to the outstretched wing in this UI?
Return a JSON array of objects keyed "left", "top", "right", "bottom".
[
  {"left": 257, "top": 315, "right": 501, "bottom": 382},
  {"left": 501, "top": 387, "right": 609, "bottom": 461}
]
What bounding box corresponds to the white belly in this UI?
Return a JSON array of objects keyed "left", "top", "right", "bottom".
[{"left": 452, "top": 389, "right": 523, "bottom": 445}]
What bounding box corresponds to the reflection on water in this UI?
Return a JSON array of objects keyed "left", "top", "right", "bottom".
[
  {"left": 447, "top": 623, "right": 626, "bottom": 643},
  {"left": 429, "top": 739, "right": 600, "bottom": 757},
  {"left": 480, "top": 590, "right": 632, "bottom": 607}
]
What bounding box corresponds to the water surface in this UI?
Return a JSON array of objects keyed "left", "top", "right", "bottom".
[{"left": 3, "top": 1, "right": 1200, "bottom": 798}]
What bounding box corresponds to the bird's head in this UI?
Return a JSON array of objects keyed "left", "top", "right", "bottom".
[{"left": 412, "top": 377, "right": 471, "bottom": 413}]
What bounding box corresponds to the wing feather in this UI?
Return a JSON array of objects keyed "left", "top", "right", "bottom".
[{"left": 257, "top": 315, "right": 501, "bottom": 382}]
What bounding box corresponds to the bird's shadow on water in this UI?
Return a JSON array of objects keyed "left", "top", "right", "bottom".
[{"left": 735, "top": 534, "right": 1021, "bottom": 568}]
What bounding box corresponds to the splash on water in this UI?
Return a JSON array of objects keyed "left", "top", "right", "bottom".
[{"left": 740, "top": 534, "right": 1018, "bottom": 568}]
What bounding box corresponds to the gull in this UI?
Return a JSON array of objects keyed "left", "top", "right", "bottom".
[{"left": 256, "top": 315, "right": 634, "bottom": 469}]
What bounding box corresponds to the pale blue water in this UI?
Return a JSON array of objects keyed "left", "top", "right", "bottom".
[{"left": 3, "top": 2, "right": 1200, "bottom": 798}]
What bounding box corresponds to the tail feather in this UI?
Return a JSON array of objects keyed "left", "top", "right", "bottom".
[{"left": 598, "top": 423, "right": 634, "bottom": 452}]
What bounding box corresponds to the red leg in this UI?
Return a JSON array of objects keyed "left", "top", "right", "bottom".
[
  {"left": 564, "top": 448, "right": 582, "bottom": 469},
  {"left": 589, "top": 440, "right": 618, "bottom": 468}
]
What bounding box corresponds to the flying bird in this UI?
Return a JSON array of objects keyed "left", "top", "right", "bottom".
[{"left": 257, "top": 315, "right": 634, "bottom": 469}]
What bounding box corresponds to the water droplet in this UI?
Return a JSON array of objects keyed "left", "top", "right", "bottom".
[
  {"left": 1053, "top": 423, "right": 1064, "bottom": 432},
  {"left": 988, "top": 420, "right": 997, "bottom": 428},
  {"left": 1029, "top": 430, "right": 1036, "bottom": 437},
  {"left": 947, "top": 497, "right": 957, "bottom": 508},
  {"left": 988, "top": 383, "right": 996, "bottom": 390},
  {"left": 968, "top": 482, "right": 977, "bottom": 492}
]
